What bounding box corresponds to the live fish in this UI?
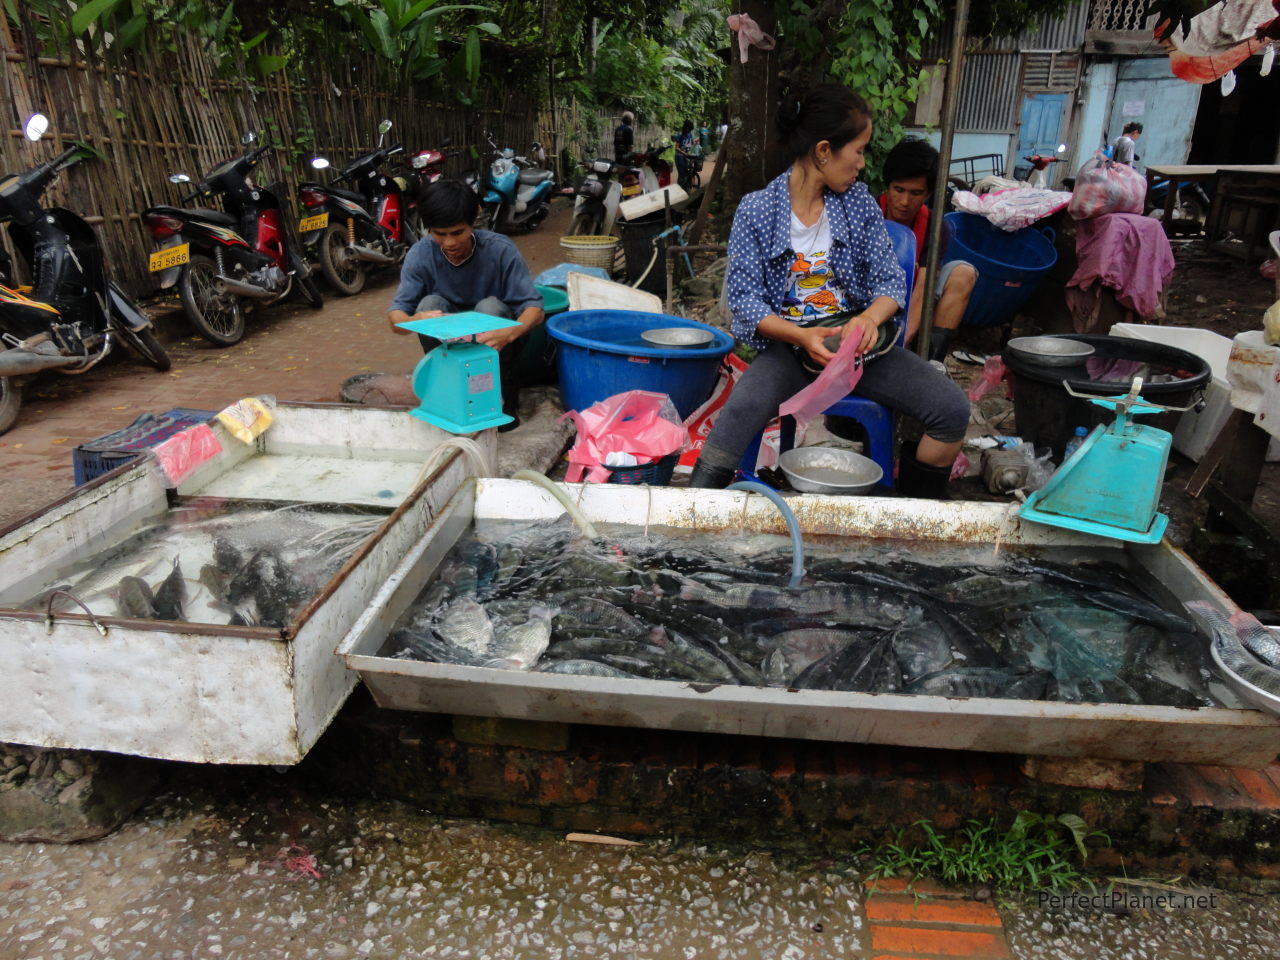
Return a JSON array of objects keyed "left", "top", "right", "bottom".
[
  {"left": 115, "top": 576, "right": 157, "bottom": 619},
  {"left": 152, "top": 558, "right": 187, "bottom": 622},
  {"left": 906, "top": 666, "right": 1051, "bottom": 700},
  {"left": 488, "top": 605, "right": 555, "bottom": 670},
  {"left": 435, "top": 598, "right": 493, "bottom": 656},
  {"left": 538, "top": 659, "right": 640, "bottom": 679}
]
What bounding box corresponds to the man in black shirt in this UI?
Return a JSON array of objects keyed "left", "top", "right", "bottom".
[{"left": 613, "top": 111, "right": 634, "bottom": 163}]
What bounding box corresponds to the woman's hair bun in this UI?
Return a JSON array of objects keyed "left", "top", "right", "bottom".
[{"left": 775, "top": 83, "right": 871, "bottom": 161}]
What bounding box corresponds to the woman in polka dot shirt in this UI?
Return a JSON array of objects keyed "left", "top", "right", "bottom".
[{"left": 688, "top": 83, "right": 970, "bottom": 497}]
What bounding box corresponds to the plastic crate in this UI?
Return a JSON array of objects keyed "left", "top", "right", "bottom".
[
  {"left": 606, "top": 454, "right": 678, "bottom": 486},
  {"left": 73, "top": 407, "right": 217, "bottom": 486}
]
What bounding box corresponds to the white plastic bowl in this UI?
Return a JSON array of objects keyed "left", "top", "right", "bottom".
[{"left": 778, "top": 446, "right": 883, "bottom": 495}]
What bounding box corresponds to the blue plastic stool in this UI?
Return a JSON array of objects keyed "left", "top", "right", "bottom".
[{"left": 738, "top": 221, "right": 917, "bottom": 490}]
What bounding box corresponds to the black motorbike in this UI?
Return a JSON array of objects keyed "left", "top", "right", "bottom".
[
  {"left": 569, "top": 157, "right": 628, "bottom": 236},
  {"left": 142, "top": 132, "right": 322, "bottom": 347},
  {"left": 298, "top": 119, "right": 416, "bottom": 296},
  {"left": 0, "top": 114, "right": 170, "bottom": 435}
]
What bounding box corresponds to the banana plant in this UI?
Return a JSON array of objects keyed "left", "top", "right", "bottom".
[{"left": 340, "top": 0, "right": 500, "bottom": 91}]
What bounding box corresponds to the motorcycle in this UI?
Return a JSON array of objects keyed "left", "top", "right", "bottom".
[
  {"left": 568, "top": 157, "right": 626, "bottom": 236},
  {"left": 0, "top": 113, "right": 170, "bottom": 435},
  {"left": 627, "top": 141, "right": 676, "bottom": 195},
  {"left": 473, "top": 133, "right": 556, "bottom": 233},
  {"left": 142, "top": 132, "right": 323, "bottom": 347},
  {"left": 397, "top": 135, "right": 461, "bottom": 237},
  {"left": 298, "top": 119, "right": 417, "bottom": 296}
]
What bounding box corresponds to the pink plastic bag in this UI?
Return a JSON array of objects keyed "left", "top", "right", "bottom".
[
  {"left": 777, "top": 332, "right": 867, "bottom": 427},
  {"left": 560, "top": 390, "right": 688, "bottom": 483},
  {"left": 1068, "top": 151, "right": 1146, "bottom": 220},
  {"left": 966, "top": 355, "right": 1008, "bottom": 402},
  {"left": 152, "top": 423, "right": 222, "bottom": 487}
]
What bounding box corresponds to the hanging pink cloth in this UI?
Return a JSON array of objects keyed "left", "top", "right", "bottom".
[
  {"left": 1157, "top": 0, "right": 1274, "bottom": 82},
  {"left": 726, "top": 13, "right": 776, "bottom": 63},
  {"left": 778, "top": 333, "right": 867, "bottom": 428}
]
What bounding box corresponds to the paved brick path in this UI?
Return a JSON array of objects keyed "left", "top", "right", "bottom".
[{"left": 0, "top": 203, "right": 577, "bottom": 527}]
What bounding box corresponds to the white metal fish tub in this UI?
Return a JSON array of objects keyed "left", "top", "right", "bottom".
[
  {"left": 338, "top": 479, "right": 1280, "bottom": 769},
  {"left": 0, "top": 403, "right": 490, "bottom": 765}
]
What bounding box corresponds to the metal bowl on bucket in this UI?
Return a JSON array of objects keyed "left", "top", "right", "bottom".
[
  {"left": 641, "top": 326, "right": 715, "bottom": 349},
  {"left": 1210, "top": 634, "right": 1280, "bottom": 717},
  {"left": 1006, "top": 336, "right": 1096, "bottom": 367},
  {"left": 778, "top": 447, "right": 883, "bottom": 495}
]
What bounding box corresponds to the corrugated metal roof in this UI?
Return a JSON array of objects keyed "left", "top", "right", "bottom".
[{"left": 923, "top": 1, "right": 1088, "bottom": 57}]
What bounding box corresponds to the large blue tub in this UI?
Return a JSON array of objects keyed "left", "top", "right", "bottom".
[
  {"left": 945, "top": 212, "right": 1058, "bottom": 328},
  {"left": 546, "top": 310, "right": 733, "bottom": 418}
]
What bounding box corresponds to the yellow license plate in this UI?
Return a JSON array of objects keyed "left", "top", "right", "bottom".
[
  {"left": 621, "top": 185, "right": 642, "bottom": 197},
  {"left": 299, "top": 212, "right": 329, "bottom": 232},
  {"left": 148, "top": 243, "right": 189, "bottom": 272}
]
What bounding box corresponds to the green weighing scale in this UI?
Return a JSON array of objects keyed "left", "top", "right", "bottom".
[
  {"left": 1019, "top": 376, "right": 1194, "bottom": 544},
  {"left": 397, "top": 311, "right": 522, "bottom": 433}
]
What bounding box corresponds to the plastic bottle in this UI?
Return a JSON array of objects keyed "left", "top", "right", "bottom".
[{"left": 1063, "top": 426, "right": 1088, "bottom": 460}]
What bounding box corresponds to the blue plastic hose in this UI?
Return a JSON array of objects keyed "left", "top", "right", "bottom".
[{"left": 726, "top": 481, "right": 806, "bottom": 587}]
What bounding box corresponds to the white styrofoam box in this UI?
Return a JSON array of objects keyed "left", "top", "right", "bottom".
[
  {"left": 618, "top": 184, "right": 689, "bottom": 221},
  {"left": 1109, "top": 323, "right": 1280, "bottom": 462},
  {"left": 567, "top": 272, "right": 663, "bottom": 313}
]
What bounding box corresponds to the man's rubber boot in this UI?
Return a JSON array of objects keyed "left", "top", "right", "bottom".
[
  {"left": 928, "top": 327, "right": 957, "bottom": 364},
  {"left": 688, "top": 460, "right": 736, "bottom": 489},
  {"left": 897, "top": 442, "right": 951, "bottom": 499}
]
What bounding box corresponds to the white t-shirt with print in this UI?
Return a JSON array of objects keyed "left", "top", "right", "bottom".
[{"left": 784, "top": 208, "right": 849, "bottom": 322}]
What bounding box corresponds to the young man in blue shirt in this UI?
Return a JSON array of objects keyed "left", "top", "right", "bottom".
[{"left": 388, "top": 180, "right": 544, "bottom": 430}]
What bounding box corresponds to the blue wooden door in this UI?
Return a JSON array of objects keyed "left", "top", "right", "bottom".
[{"left": 1014, "top": 93, "right": 1067, "bottom": 181}]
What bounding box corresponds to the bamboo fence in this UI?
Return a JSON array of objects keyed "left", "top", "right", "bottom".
[{"left": 0, "top": 13, "right": 550, "bottom": 296}]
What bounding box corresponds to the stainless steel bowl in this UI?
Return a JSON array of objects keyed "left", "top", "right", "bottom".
[
  {"left": 1006, "top": 336, "right": 1096, "bottom": 367},
  {"left": 1210, "top": 635, "right": 1280, "bottom": 716},
  {"left": 778, "top": 446, "right": 883, "bottom": 495},
  {"left": 640, "top": 326, "right": 715, "bottom": 349}
]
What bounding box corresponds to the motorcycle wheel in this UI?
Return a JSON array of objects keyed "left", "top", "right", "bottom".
[
  {"left": 0, "top": 374, "right": 21, "bottom": 435},
  {"left": 318, "top": 223, "right": 366, "bottom": 296},
  {"left": 111, "top": 319, "right": 172, "bottom": 371},
  {"left": 570, "top": 212, "right": 601, "bottom": 236},
  {"left": 178, "top": 255, "right": 245, "bottom": 347}
]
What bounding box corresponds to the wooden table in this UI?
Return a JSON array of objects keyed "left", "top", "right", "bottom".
[{"left": 1145, "top": 164, "right": 1280, "bottom": 235}]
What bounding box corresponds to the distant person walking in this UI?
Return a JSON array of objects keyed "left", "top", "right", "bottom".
[
  {"left": 614, "top": 111, "right": 635, "bottom": 163},
  {"left": 1112, "top": 122, "right": 1142, "bottom": 166}
]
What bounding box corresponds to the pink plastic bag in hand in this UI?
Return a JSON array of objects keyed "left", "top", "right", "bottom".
[
  {"left": 560, "top": 390, "right": 688, "bottom": 483},
  {"left": 778, "top": 332, "right": 866, "bottom": 427},
  {"left": 152, "top": 423, "right": 222, "bottom": 487}
]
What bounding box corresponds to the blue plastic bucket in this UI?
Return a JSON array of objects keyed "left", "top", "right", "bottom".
[
  {"left": 944, "top": 212, "right": 1058, "bottom": 328},
  {"left": 547, "top": 310, "right": 733, "bottom": 418}
]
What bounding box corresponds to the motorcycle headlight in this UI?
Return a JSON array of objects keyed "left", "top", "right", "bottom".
[
  {"left": 411, "top": 155, "right": 429, "bottom": 169},
  {"left": 591, "top": 160, "right": 613, "bottom": 174},
  {"left": 491, "top": 158, "right": 512, "bottom": 177}
]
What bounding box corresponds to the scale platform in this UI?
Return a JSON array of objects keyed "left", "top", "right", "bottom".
[
  {"left": 396, "top": 311, "right": 523, "bottom": 434},
  {"left": 396, "top": 311, "right": 521, "bottom": 340}
]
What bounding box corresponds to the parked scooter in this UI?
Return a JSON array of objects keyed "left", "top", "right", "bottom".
[
  {"left": 143, "top": 132, "right": 323, "bottom": 346},
  {"left": 626, "top": 141, "right": 676, "bottom": 195},
  {"left": 569, "top": 157, "right": 626, "bottom": 236},
  {"left": 0, "top": 114, "right": 170, "bottom": 435},
  {"left": 474, "top": 133, "right": 556, "bottom": 233},
  {"left": 397, "top": 135, "right": 460, "bottom": 238},
  {"left": 298, "top": 120, "right": 416, "bottom": 296}
]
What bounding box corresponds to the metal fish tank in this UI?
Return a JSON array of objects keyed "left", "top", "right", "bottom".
[
  {"left": 339, "top": 479, "right": 1280, "bottom": 768},
  {"left": 0, "top": 403, "right": 487, "bottom": 765}
]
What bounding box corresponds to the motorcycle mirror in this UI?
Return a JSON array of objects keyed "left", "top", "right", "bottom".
[
  {"left": 1057, "top": 143, "right": 1067, "bottom": 153},
  {"left": 310, "top": 157, "right": 331, "bottom": 170},
  {"left": 23, "top": 114, "right": 49, "bottom": 142},
  {"left": 378, "top": 119, "right": 393, "bottom": 135},
  {"left": 242, "top": 131, "right": 256, "bottom": 145},
  {"left": 169, "top": 173, "right": 192, "bottom": 184}
]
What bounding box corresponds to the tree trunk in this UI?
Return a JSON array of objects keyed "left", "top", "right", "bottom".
[{"left": 722, "top": 0, "right": 786, "bottom": 224}]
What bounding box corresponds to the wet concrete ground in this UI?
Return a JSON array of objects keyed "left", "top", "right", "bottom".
[{"left": 3, "top": 766, "right": 1280, "bottom": 959}]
